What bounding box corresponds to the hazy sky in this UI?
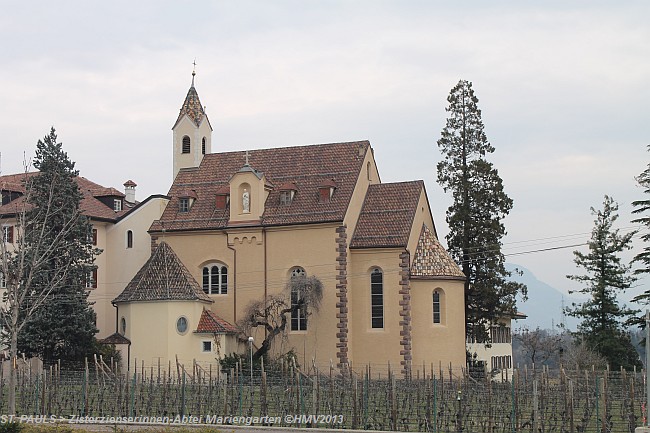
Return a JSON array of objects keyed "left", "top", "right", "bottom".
[{"left": 1, "top": 1, "right": 649, "bottom": 306}]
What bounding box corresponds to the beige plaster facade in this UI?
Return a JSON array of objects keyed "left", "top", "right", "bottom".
[
  {"left": 112, "top": 79, "right": 468, "bottom": 376},
  {"left": 92, "top": 196, "right": 169, "bottom": 338}
]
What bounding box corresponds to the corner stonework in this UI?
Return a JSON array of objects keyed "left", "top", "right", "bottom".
[
  {"left": 335, "top": 225, "right": 349, "bottom": 370},
  {"left": 399, "top": 251, "right": 412, "bottom": 378}
]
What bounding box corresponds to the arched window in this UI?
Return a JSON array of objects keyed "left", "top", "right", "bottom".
[
  {"left": 202, "top": 137, "right": 206, "bottom": 155},
  {"left": 202, "top": 263, "right": 228, "bottom": 294},
  {"left": 182, "top": 135, "right": 191, "bottom": 154},
  {"left": 120, "top": 317, "right": 126, "bottom": 335},
  {"left": 290, "top": 267, "right": 307, "bottom": 331},
  {"left": 370, "top": 268, "right": 383, "bottom": 328},
  {"left": 367, "top": 162, "right": 371, "bottom": 181},
  {"left": 126, "top": 230, "right": 133, "bottom": 249},
  {"left": 433, "top": 290, "right": 442, "bottom": 324}
]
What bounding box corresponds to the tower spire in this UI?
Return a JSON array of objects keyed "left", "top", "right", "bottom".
[{"left": 191, "top": 59, "right": 196, "bottom": 87}]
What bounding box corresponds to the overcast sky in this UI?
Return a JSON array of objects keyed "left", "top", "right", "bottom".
[{"left": 1, "top": 1, "right": 649, "bottom": 307}]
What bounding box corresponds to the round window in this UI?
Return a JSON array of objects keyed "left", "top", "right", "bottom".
[
  {"left": 120, "top": 317, "right": 126, "bottom": 335},
  {"left": 176, "top": 316, "right": 188, "bottom": 334}
]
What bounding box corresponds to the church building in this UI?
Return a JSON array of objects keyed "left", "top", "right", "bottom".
[{"left": 112, "top": 74, "right": 468, "bottom": 375}]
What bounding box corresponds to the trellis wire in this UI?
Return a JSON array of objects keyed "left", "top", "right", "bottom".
[{"left": 0, "top": 360, "right": 646, "bottom": 432}]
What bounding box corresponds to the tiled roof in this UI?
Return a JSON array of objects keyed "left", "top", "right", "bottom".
[
  {"left": 0, "top": 173, "right": 132, "bottom": 221},
  {"left": 92, "top": 187, "right": 125, "bottom": 198},
  {"left": 195, "top": 309, "right": 238, "bottom": 334},
  {"left": 410, "top": 225, "right": 465, "bottom": 279},
  {"left": 350, "top": 181, "right": 423, "bottom": 249},
  {"left": 99, "top": 332, "right": 131, "bottom": 345},
  {"left": 0, "top": 173, "right": 27, "bottom": 194},
  {"left": 150, "top": 141, "right": 369, "bottom": 232},
  {"left": 173, "top": 86, "right": 206, "bottom": 128},
  {"left": 113, "top": 241, "right": 213, "bottom": 303}
]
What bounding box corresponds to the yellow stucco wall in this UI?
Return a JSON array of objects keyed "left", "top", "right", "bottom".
[
  {"left": 410, "top": 279, "right": 466, "bottom": 370},
  {"left": 91, "top": 197, "right": 169, "bottom": 338},
  {"left": 173, "top": 115, "right": 211, "bottom": 180}
]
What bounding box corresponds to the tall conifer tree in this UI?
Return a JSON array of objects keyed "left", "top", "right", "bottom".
[
  {"left": 630, "top": 147, "right": 650, "bottom": 318},
  {"left": 437, "top": 79, "right": 526, "bottom": 342},
  {"left": 18, "top": 128, "right": 99, "bottom": 365},
  {"left": 566, "top": 195, "right": 640, "bottom": 370}
]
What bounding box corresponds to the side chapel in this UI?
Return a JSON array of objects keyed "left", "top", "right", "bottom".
[{"left": 113, "top": 74, "right": 467, "bottom": 375}]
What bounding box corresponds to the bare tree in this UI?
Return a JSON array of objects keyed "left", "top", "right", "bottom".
[
  {"left": 514, "top": 326, "right": 562, "bottom": 367},
  {"left": 238, "top": 274, "right": 323, "bottom": 360},
  {"left": 562, "top": 338, "right": 608, "bottom": 370}
]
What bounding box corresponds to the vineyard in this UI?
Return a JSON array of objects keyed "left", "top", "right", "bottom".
[{"left": 1, "top": 360, "right": 647, "bottom": 432}]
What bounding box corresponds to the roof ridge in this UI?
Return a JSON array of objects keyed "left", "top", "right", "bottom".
[{"left": 202, "top": 140, "right": 370, "bottom": 156}]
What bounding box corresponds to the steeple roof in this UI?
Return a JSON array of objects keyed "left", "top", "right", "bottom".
[
  {"left": 410, "top": 225, "right": 465, "bottom": 280},
  {"left": 173, "top": 85, "right": 208, "bottom": 129},
  {"left": 113, "top": 241, "right": 212, "bottom": 303}
]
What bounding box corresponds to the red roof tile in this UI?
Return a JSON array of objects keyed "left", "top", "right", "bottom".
[
  {"left": 196, "top": 309, "right": 238, "bottom": 334},
  {"left": 350, "top": 181, "right": 424, "bottom": 249},
  {"left": 150, "top": 141, "right": 370, "bottom": 232},
  {"left": 0, "top": 173, "right": 131, "bottom": 221}
]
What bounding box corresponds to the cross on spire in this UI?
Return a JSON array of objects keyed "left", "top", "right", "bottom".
[
  {"left": 244, "top": 150, "right": 250, "bottom": 166},
  {"left": 191, "top": 59, "right": 196, "bottom": 87}
]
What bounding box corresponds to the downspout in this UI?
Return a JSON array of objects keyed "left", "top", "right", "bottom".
[
  {"left": 263, "top": 228, "right": 268, "bottom": 340},
  {"left": 227, "top": 242, "right": 237, "bottom": 323},
  {"left": 112, "top": 302, "right": 130, "bottom": 371},
  {"left": 112, "top": 302, "right": 118, "bottom": 333}
]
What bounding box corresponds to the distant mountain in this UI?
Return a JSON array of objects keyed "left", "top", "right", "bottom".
[{"left": 506, "top": 264, "right": 584, "bottom": 331}]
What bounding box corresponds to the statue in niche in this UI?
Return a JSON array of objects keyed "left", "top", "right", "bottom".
[{"left": 242, "top": 189, "right": 250, "bottom": 213}]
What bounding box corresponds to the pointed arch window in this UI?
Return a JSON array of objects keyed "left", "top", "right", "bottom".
[
  {"left": 182, "top": 136, "right": 191, "bottom": 154},
  {"left": 202, "top": 263, "right": 228, "bottom": 295},
  {"left": 371, "top": 268, "right": 383, "bottom": 328},
  {"left": 290, "top": 267, "right": 307, "bottom": 331},
  {"left": 202, "top": 137, "right": 206, "bottom": 155}
]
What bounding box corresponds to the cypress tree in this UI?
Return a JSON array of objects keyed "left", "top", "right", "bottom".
[
  {"left": 436, "top": 79, "right": 526, "bottom": 342},
  {"left": 18, "top": 128, "right": 99, "bottom": 366},
  {"left": 566, "top": 195, "right": 640, "bottom": 370}
]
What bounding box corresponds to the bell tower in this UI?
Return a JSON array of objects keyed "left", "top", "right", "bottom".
[{"left": 172, "top": 66, "right": 212, "bottom": 179}]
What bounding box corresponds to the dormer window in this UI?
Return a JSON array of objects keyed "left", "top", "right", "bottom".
[
  {"left": 279, "top": 182, "right": 297, "bottom": 206},
  {"left": 113, "top": 199, "right": 122, "bottom": 211},
  {"left": 182, "top": 135, "right": 191, "bottom": 154},
  {"left": 280, "top": 190, "right": 293, "bottom": 205},
  {"left": 215, "top": 185, "right": 230, "bottom": 210},
  {"left": 179, "top": 197, "right": 190, "bottom": 213},
  {"left": 178, "top": 190, "right": 197, "bottom": 213},
  {"left": 318, "top": 179, "right": 337, "bottom": 203},
  {"left": 216, "top": 194, "right": 230, "bottom": 210}
]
